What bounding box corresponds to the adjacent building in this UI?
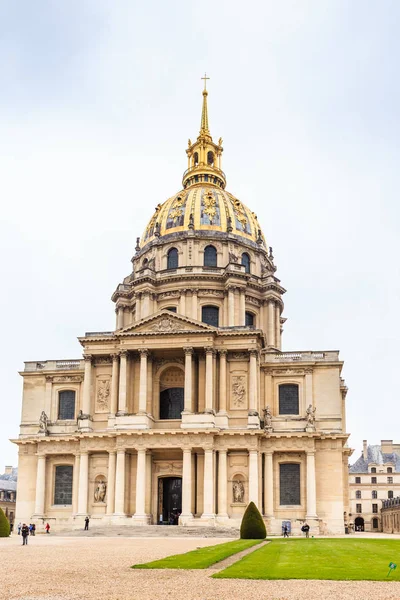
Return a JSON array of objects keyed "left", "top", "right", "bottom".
[
  {"left": 14, "top": 84, "right": 351, "bottom": 534},
  {"left": 0, "top": 466, "right": 17, "bottom": 526},
  {"left": 381, "top": 497, "right": 400, "bottom": 533},
  {"left": 349, "top": 440, "right": 400, "bottom": 532}
]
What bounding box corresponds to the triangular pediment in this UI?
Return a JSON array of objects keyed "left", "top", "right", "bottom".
[{"left": 117, "top": 310, "right": 216, "bottom": 336}]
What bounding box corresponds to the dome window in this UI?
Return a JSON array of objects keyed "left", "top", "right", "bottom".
[
  {"left": 241, "top": 252, "right": 251, "bottom": 274},
  {"left": 204, "top": 245, "right": 217, "bottom": 267},
  {"left": 245, "top": 312, "right": 254, "bottom": 327},
  {"left": 167, "top": 248, "right": 178, "bottom": 270},
  {"left": 207, "top": 151, "right": 215, "bottom": 166},
  {"left": 202, "top": 305, "right": 219, "bottom": 327},
  {"left": 194, "top": 152, "right": 199, "bottom": 166}
]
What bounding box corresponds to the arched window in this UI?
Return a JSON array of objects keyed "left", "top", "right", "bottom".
[
  {"left": 54, "top": 465, "right": 73, "bottom": 505},
  {"left": 202, "top": 305, "right": 219, "bottom": 327},
  {"left": 245, "top": 312, "right": 254, "bottom": 327},
  {"left": 167, "top": 248, "right": 178, "bottom": 269},
  {"left": 387, "top": 467, "right": 393, "bottom": 473},
  {"left": 356, "top": 490, "right": 361, "bottom": 499},
  {"left": 204, "top": 245, "right": 217, "bottom": 267},
  {"left": 372, "top": 518, "right": 379, "bottom": 529},
  {"left": 142, "top": 258, "right": 148, "bottom": 269},
  {"left": 194, "top": 152, "right": 199, "bottom": 166},
  {"left": 159, "top": 367, "right": 185, "bottom": 420},
  {"left": 371, "top": 467, "right": 376, "bottom": 473},
  {"left": 166, "top": 306, "right": 177, "bottom": 313},
  {"left": 207, "top": 151, "right": 214, "bottom": 166},
  {"left": 58, "top": 390, "right": 76, "bottom": 420},
  {"left": 278, "top": 384, "right": 299, "bottom": 415},
  {"left": 280, "top": 463, "right": 300, "bottom": 505},
  {"left": 241, "top": 252, "right": 250, "bottom": 274}
]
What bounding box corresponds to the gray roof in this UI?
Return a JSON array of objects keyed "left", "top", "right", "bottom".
[
  {"left": 349, "top": 445, "right": 400, "bottom": 473},
  {"left": 0, "top": 479, "right": 16, "bottom": 491},
  {"left": 0, "top": 468, "right": 17, "bottom": 482}
]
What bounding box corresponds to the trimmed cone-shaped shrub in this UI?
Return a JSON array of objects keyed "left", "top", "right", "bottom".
[
  {"left": 240, "top": 501, "right": 266, "bottom": 539},
  {"left": 0, "top": 507, "right": 10, "bottom": 537}
]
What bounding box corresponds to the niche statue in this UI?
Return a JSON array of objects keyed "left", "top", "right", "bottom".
[
  {"left": 232, "top": 480, "right": 245, "bottom": 503},
  {"left": 94, "top": 480, "right": 107, "bottom": 503}
]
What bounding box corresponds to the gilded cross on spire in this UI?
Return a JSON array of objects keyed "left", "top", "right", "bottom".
[{"left": 201, "top": 72, "right": 210, "bottom": 91}]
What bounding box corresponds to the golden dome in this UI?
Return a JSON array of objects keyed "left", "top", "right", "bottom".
[{"left": 141, "top": 186, "right": 265, "bottom": 247}]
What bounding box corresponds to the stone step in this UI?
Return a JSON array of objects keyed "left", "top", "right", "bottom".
[{"left": 58, "top": 525, "right": 239, "bottom": 538}]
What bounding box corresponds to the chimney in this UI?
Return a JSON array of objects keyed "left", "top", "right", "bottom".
[
  {"left": 381, "top": 440, "right": 393, "bottom": 454},
  {"left": 4, "top": 466, "right": 12, "bottom": 475},
  {"left": 363, "top": 440, "right": 368, "bottom": 460}
]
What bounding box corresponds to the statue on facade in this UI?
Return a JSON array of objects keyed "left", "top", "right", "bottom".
[
  {"left": 39, "top": 411, "right": 48, "bottom": 434},
  {"left": 232, "top": 480, "right": 245, "bottom": 503},
  {"left": 263, "top": 406, "right": 273, "bottom": 431},
  {"left": 306, "top": 404, "right": 316, "bottom": 426},
  {"left": 94, "top": 480, "right": 107, "bottom": 503}
]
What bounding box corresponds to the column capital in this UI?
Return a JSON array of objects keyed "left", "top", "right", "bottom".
[
  {"left": 111, "top": 353, "right": 119, "bottom": 362},
  {"left": 183, "top": 346, "right": 194, "bottom": 355},
  {"left": 83, "top": 354, "right": 93, "bottom": 362},
  {"left": 108, "top": 450, "right": 117, "bottom": 456},
  {"left": 248, "top": 349, "right": 259, "bottom": 357},
  {"left": 218, "top": 349, "right": 228, "bottom": 356},
  {"left": 306, "top": 450, "right": 316, "bottom": 457},
  {"left": 264, "top": 450, "right": 274, "bottom": 457},
  {"left": 120, "top": 349, "right": 129, "bottom": 358},
  {"left": 116, "top": 447, "right": 126, "bottom": 455},
  {"left": 204, "top": 346, "right": 216, "bottom": 355},
  {"left": 191, "top": 289, "right": 198, "bottom": 297},
  {"left": 182, "top": 447, "right": 192, "bottom": 454},
  {"left": 138, "top": 348, "right": 149, "bottom": 357}
]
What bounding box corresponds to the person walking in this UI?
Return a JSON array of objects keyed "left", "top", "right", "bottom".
[
  {"left": 84, "top": 516, "right": 89, "bottom": 531},
  {"left": 32, "top": 523, "right": 36, "bottom": 536},
  {"left": 283, "top": 525, "right": 289, "bottom": 538},
  {"left": 21, "top": 523, "right": 29, "bottom": 545},
  {"left": 17, "top": 522, "right": 21, "bottom": 535},
  {"left": 302, "top": 522, "right": 310, "bottom": 538},
  {"left": 45, "top": 522, "right": 50, "bottom": 534}
]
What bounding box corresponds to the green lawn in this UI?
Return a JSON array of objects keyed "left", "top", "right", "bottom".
[
  {"left": 132, "top": 539, "right": 262, "bottom": 570},
  {"left": 213, "top": 538, "right": 400, "bottom": 581}
]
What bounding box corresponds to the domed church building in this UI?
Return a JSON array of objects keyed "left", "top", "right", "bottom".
[{"left": 14, "top": 83, "right": 351, "bottom": 534}]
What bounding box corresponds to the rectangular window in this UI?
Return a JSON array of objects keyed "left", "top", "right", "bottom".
[
  {"left": 371, "top": 477, "right": 377, "bottom": 484},
  {"left": 278, "top": 384, "right": 299, "bottom": 415},
  {"left": 388, "top": 491, "right": 394, "bottom": 499},
  {"left": 372, "top": 504, "right": 378, "bottom": 513},
  {"left": 355, "top": 490, "right": 361, "bottom": 499},
  {"left": 54, "top": 465, "right": 73, "bottom": 505},
  {"left": 356, "top": 503, "right": 362, "bottom": 513},
  {"left": 58, "top": 390, "right": 76, "bottom": 420},
  {"left": 372, "top": 490, "right": 378, "bottom": 499},
  {"left": 279, "top": 463, "right": 300, "bottom": 505},
  {"left": 388, "top": 477, "right": 393, "bottom": 484},
  {"left": 355, "top": 477, "right": 361, "bottom": 484}
]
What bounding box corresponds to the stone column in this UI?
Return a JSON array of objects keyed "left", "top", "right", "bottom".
[
  {"left": 135, "top": 293, "right": 142, "bottom": 321},
  {"left": 248, "top": 450, "right": 259, "bottom": 505},
  {"left": 248, "top": 350, "right": 258, "bottom": 413},
  {"left": 202, "top": 449, "right": 215, "bottom": 517},
  {"left": 82, "top": 355, "right": 92, "bottom": 416},
  {"left": 275, "top": 303, "right": 281, "bottom": 349},
  {"left": 114, "top": 449, "right": 126, "bottom": 515},
  {"left": 217, "top": 450, "right": 228, "bottom": 517},
  {"left": 205, "top": 347, "right": 214, "bottom": 413},
  {"left": 34, "top": 454, "right": 46, "bottom": 516},
  {"left": 117, "top": 350, "right": 128, "bottom": 415},
  {"left": 306, "top": 451, "right": 317, "bottom": 519},
  {"left": 72, "top": 453, "right": 80, "bottom": 514},
  {"left": 191, "top": 290, "right": 198, "bottom": 320},
  {"left": 142, "top": 292, "right": 150, "bottom": 318},
  {"left": 106, "top": 451, "right": 116, "bottom": 515},
  {"left": 117, "top": 306, "right": 124, "bottom": 329},
  {"left": 267, "top": 300, "right": 275, "bottom": 347},
  {"left": 264, "top": 451, "right": 274, "bottom": 517},
  {"left": 305, "top": 369, "right": 313, "bottom": 408},
  {"left": 228, "top": 287, "right": 235, "bottom": 326},
  {"left": 110, "top": 354, "right": 119, "bottom": 415},
  {"left": 239, "top": 288, "right": 246, "bottom": 326},
  {"left": 218, "top": 350, "right": 227, "bottom": 414},
  {"left": 181, "top": 448, "right": 193, "bottom": 518},
  {"left": 179, "top": 290, "right": 186, "bottom": 315},
  {"left": 134, "top": 448, "right": 147, "bottom": 518},
  {"left": 183, "top": 347, "right": 193, "bottom": 413},
  {"left": 77, "top": 452, "right": 89, "bottom": 515},
  {"left": 138, "top": 349, "right": 148, "bottom": 414}
]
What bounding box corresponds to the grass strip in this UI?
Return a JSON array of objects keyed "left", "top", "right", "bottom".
[
  {"left": 213, "top": 538, "right": 400, "bottom": 581},
  {"left": 132, "top": 539, "right": 262, "bottom": 570}
]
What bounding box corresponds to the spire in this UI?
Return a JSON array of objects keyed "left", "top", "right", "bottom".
[{"left": 200, "top": 73, "right": 210, "bottom": 135}]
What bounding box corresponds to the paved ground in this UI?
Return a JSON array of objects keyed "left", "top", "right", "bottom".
[{"left": 2, "top": 534, "right": 400, "bottom": 600}]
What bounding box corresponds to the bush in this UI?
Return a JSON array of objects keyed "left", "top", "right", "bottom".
[
  {"left": 0, "top": 507, "right": 10, "bottom": 537},
  {"left": 240, "top": 501, "right": 266, "bottom": 539}
]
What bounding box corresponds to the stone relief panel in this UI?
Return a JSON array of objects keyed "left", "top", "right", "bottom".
[
  {"left": 95, "top": 376, "right": 111, "bottom": 413},
  {"left": 230, "top": 372, "right": 248, "bottom": 410}
]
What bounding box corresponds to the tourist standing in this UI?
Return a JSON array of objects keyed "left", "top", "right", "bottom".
[
  {"left": 32, "top": 523, "right": 36, "bottom": 536},
  {"left": 84, "top": 516, "right": 89, "bottom": 531},
  {"left": 21, "top": 523, "right": 29, "bottom": 545},
  {"left": 17, "top": 522, "right": 21, "bottom": 535},
  {"left": 283, "top": 525, "right": 289, "bottom": 538},
  {"left": 302, "top": 523, "right": 310, "bottom": 538},
  {"left": 45, "top": 522, "right": 50, "bottom": 534}
]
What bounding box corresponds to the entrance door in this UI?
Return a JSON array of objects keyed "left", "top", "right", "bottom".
[
  {"left": 355, "top": 516, "right": 364, "bottom": 532},
  {"left": 158, "top": 477, "right": 182, "bottom": 524}
]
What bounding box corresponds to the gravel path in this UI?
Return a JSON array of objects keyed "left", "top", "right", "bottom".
[{"left": 2, "top": 535, "right": 400, "bottom": 600}]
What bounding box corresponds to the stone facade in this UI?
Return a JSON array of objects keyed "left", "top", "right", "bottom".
[
  {"left": 382, "top": 497, "right": 400, "bottom": 533},
  {"left": 14, "top": 85, "right": 350, "bottom": 535},
  {"left": 349, "top": 440, "right": 400, "bottom": 532}
]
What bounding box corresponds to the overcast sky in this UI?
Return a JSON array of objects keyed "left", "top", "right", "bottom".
[{"left": 0, "top": 1, "right": 399, "bottom": 467}]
